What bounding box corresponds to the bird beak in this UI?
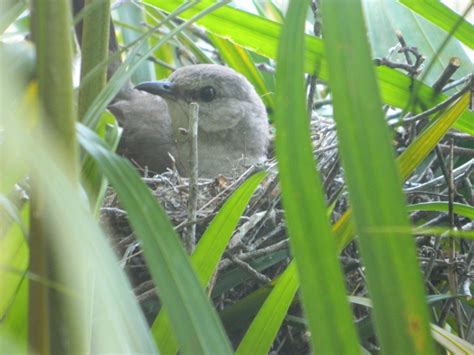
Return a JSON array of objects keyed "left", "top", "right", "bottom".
[{"left": 135, "top": 80, "right": 176, "bottom": 97}]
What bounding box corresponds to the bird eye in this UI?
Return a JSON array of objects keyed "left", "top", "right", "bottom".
[{"left": 199, "top": 86, "right": 216, "bottom": 102}]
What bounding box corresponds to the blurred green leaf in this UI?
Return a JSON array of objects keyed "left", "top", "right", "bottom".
[
  {"left": 81, "top": 111, "right": 121, "bottom": 213},
  {"left": 253, "top": 0, "right": 284, "bottom": 23},
  {"left": 407, "top": 202, "right": 474, "bottom": 219},
  {"left": 273, "top": 1, "right": 360, "bottom": 353},
  {"left": 321, "top": 0, "right": 435, "bottom": 352},
  {"left": 350, "top": 296, "right": 474, "bottom": 353},
  {"left": 431, "top": 323, "right": 474, "bottom": 354},
  {"left": 236, "top": 262, "right": 298, "bottom": 355},
  {"left": 0, "top": 0, "right": 27, "bottom": 34},
  {"left": 0, "top": 277, "right": 28, "bottom": 354},
  {"left": 399, "top": 0, "right": 473, "bottom": 49},
  {"left": 145, "top": 6, "right": 214, "bottom": 68},
  {"left": 115, "top": 1, "right": 156, "bottom": 83},
  {"left": 0, "top": 198, "right": 28, "bottom": 354}
]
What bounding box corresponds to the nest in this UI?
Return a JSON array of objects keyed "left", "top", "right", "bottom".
[{"left": 100, "top": 112, "right": 473, "bottom": 352}]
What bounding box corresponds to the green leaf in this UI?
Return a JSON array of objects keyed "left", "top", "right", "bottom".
[
  {"left": 0, "top": 0, "right": 27, "bottom": 34},
  {"left": 77, "top": 0, "right": 110, "bottom": 123},
  {"left": 349, "top": 296, "right": 474, "bottom": 354},
  {"left": 81, "top": 111, "right": 121, "bottom": 214},
  {"left": 398, "top": 92, "right": 471, "bottom": 177},
  {"left": 152, "top": 171, "right": 266, "bottom": 354},
  {"left": 407, "top": 202, "right": 474, "bottom": 220},
  {"left": 431, "top": 323, "right": 474, "bottom": 354},
  {"left": 115, "top": 1, "right": 156, "bottom": 83},
  {"left": 321, "top": 0, "right": 435, "bottom": 352},
  {"left": 77, "top": 123, "right": 232, "bottom": 355},
  {"left": 0, "top": 200, "right": 29, "bottom": 354},
  {"left": 399, "top": 0, "right": 473, "bottom": 49},
  {"left": 273, "top": 1, "right": 360, "bottom": 353},
  {"left": 5, "top": 124, "right": 158, "bottom": 353},
  {"left": 236, "top": 262, "right": 298, "bottom": 355}
]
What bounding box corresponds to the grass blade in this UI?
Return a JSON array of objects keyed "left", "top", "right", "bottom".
[
  {"left": 273, "top": 1, "right": 360, "bottom": 353},
  {"left": 399, "top": 0, "right": 473, "bottom": 49},
  {"left": 406, "top": 202, "right": 474, "bottom": 219},
  {"left": 236, "top": 262, "right": 298, "bottom": 355},
  {"left": 320, "top": 0, "right": 435, "bottom": 352}
]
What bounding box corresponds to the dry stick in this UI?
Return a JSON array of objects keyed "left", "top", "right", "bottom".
[
  {"left": 447, "top": 140, "right": 466, "bottom": 338},
  {"left": 431, "top": 58, "right": 466, "bottom": 333},
  {"left": 437, "top": 144, "right": 474, "bottom": 158},
  {"left": 396, "top": 82, "right": 471, "bottom": 126},
  {"left": 185, "top": 102, "right": 199, "bottom": 254},
  {"left": 446, "top": 131, "right": 474, "bottom": 142},
  {"left": 395, "top": 30, "right": 412, "bottom": 66},
  {"left": 432, "top": 57, "right": 461, "bottom": 95},
  {"left": 227, "top": 253, "right": 272, "bottom": 284},
  {"left": 442, "top": 74, "right": 472, "bottom": 92},
  {"left": 220, "top": 237, "right": 288, "bottom": 270},
  {"left": 374, "top": 31, "right": 425, "bottom": 77},
  {"left": 174, "top": 166, "right": 257, "bottom": 232}
]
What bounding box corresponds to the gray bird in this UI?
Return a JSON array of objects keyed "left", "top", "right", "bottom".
[{"left": 109, "top": 64, "right": 269, "bottom": 177}]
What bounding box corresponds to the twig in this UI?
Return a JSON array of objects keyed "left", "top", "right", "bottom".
[
  {"left": 374, "top": 31, "right": 425, "bottom": 77},
  {"left": 446, "top": 130, "right": 474, "bottom": 142},
  {"left": 392, "top": 83, "right": 470, "bottom": 126},
  {"left": 442, "top": 74, "right": 472, "bottom": 92},
  {"left": 227, "top": 253, "right": 272, "bottom": 284},
  {"left": 395, "top": 30, "right": 412, "bottom": 65},
  {"left": 220, "top": 238, "right": 288, "bottom": 270},
  {"left": 437, "top": 144, "right": 474, "bottom": 158},
  {"left": 405, "top": 160, "right": 473, "bottom": 192},
  {"left": 374, "top": 58, "right": 420, "bottom": 75},
  {"left": 447, "top": 139, "right": 464, "bottom": 337},
  {"left": 307, "top": 74, "right": 318, "bottom": 119},
  {"left": 184, "top": 102, "right": 199, "bottom": 254},
  {"left": 432, "top": 57, "right": 461, "bottom": 95},
  {"left": 100, "top": 206, "right": 127, "bottom": 216},
  {"left": 311, "top": 0, "right": 321, "bottom": 37}
]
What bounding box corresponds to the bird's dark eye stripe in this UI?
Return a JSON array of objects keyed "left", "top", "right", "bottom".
[{"left": 199, "top": 86, "right": 216, "bottom": 102}]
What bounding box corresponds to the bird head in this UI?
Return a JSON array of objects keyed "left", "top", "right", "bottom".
[{"left": 135, "top": 64, "right": 267, "bottom": 133}]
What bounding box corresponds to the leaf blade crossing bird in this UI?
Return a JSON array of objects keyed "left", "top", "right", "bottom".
[{"left": 109, "top": 64, "right": 270, "bottom": 178}]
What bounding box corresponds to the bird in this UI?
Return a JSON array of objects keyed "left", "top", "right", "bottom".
[{"left": 109, "top": 64, "right": 270, "bottom": 178}]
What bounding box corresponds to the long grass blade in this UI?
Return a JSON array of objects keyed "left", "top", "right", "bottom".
[
  {"left": 273, "top": 1, "right": 359, "bottom": 353},
  {"left": 320, "top": 0, "right": 435, "bottom": 352}
]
